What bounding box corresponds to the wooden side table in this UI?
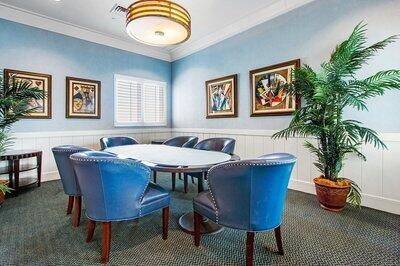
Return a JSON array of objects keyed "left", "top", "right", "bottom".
[{"left": 0, "top": 150, "right": 42, "bottom": 196}]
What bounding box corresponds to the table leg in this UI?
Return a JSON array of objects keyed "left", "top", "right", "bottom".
[
  {"left": 8, "top": 160, "right": 13, "bottom": 189},
  {"left": 171, "top": 173, "right": 176, "bottom": 191},
  {"left": 37, "top": 153, "right": 42, "bottom": 187},
  {"left": 197, "top": 172, "right": 204, "bottom": 193},
  {"left": 179, "top": 172, "right": 223, "bottom": 235},
  {"left": 13, "top": 159, "right": 20, "bottom": 196}
]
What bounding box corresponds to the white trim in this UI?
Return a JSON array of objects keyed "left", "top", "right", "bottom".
[
  {"left": 169, "top": 0, "right": 315, "bottom": 61},
  {"left": 0, "top": 1, "right": 314, "bottom": 62},
  {"left": 172, "top": 128, "right": 400, "bottom": 142},
  {"left": 11, "top": 128, "right": 172, "bottom": 139},
  {"left": 0, "top": 3, "right": 171, "bottom": 61}
]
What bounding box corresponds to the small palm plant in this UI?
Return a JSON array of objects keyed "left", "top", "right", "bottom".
[
  {"left": 273, "top": 23, "right": 400, "bottom": 208},
  {"left": 0, "top": 73, "right": 44, "bottom": 196}
]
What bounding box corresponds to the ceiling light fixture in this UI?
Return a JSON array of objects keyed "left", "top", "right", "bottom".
[{"left": 125, "top": 0, "right": 191, "bottom": 46}]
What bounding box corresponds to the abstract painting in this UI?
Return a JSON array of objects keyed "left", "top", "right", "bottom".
[
  {"left": 66, "top": 77, "right": 101, "bottom": 119},
  {"left": 250, "top": 59, "right": 300, "bottom": 116},
  {"left": 4, "top": 69, "right": 52, "bottom": 119},
  {"left": 206, "top": 74, "right": 237, "bottom": 118}
]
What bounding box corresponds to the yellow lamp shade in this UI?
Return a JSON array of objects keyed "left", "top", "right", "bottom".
[{"left": 126, "top": 0, "right": 191, "bottom": 46}]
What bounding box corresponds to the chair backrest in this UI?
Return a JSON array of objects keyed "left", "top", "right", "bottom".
[
  {"left": 70, "top": 151, "right": 150, "bottom": 221},
  {"left": 100, "top": 136, "right": 138, "bottom": 150},
  {"left": 52, "top": 145, "right": 92, "bottom": 196},
  {"left": 207, "top": 153, "right": 296, "bottom": 231},
  {"left": 194, "top": 138, "right": 236, "bottom": 154},
  {"left": 163, "top": 136, "right": 198, "bottom": 148}
]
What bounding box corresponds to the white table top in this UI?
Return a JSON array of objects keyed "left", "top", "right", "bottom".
[{"left": 105, "top": 144, "right": 232, "bottom": 168}]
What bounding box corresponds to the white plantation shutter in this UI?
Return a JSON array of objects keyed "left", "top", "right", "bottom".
[{"left": 114, "top": 75, "right": 166, "bottom": 126}]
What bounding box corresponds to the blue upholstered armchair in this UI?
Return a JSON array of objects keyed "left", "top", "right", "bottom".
[
  {"left": 188, "top": 138, "right": 236, "bottom": 191},
  {"left": 193, "top": 153, "right": 296, "bottom": 266},
  {"left": 163, "top": 136, "right": 198, "bottom": 148},
  {"left": 194, "top": 137, "right": 235, "bottom": 155},
  {"left": 70, "top": 151, "right": 170, "bottom": 264},
  {"left": 52, "top": 145, "right": 91, "bottom": 227},
  {"left": 157, "top": 136, "right": 199, "bottom": 193},
  {"left": 100, "top": 136, "right": 139, "bottom": 150}
]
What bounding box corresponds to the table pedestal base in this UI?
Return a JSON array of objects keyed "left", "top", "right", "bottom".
[{"left": 178, "top": 212, "right": 223, "bottom": 235}]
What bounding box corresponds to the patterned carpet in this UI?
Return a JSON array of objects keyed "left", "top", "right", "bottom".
[{"left": 0, "top": 175, "right": 399, "bottom": 266}]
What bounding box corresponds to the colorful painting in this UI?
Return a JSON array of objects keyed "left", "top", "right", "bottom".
[
  {"left": 250, "top": 59, "right": 300, "bottom": 116},
  {"left": 66, "top": 77, "right": 101, "bottom": 119},
  {"left": 206, "top": 74, "right": 237, "bottom": 118},
  {"left": 4, "top": 69, "right": 52, "bottom": 119}
]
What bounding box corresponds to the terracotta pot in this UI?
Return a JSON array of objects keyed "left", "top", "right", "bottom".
[
  {"left": 313, "top": 177, "right": 350, "bottom": 212},
  {"left": 0, "top": 180, "right": 9, "bottom": 206}
]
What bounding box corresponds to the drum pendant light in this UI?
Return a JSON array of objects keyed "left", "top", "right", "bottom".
[{"left": 126, "top": 0, "right": 191, "bottom": 46}]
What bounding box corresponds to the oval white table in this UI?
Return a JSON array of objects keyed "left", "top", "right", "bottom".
[{"left": 105, "top": 144, "right": 239, "bottom": 235}]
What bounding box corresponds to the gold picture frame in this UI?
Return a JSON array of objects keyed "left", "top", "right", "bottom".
[
  {"left": 206, "top": 74, "right": 238, "bottom": 118},
  {"left": 66, "top": 77, "right": 101, "bottom": 119},
  {"left": 250, "top": 59, "right": 300, "bottom": 116},
  {"left": 4, "top": 69, "right": 52, "bottom": 119}
]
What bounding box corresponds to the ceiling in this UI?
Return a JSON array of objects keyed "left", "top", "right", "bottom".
[{"left": 0, "top": 0, "right": 313, "bottom": 61}]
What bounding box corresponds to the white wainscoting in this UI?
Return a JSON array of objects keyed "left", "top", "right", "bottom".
[
  {"left": 3, "top": 127, "right": 399, "bottom": 215},
  {"left": 172, "top": 128, "right": 400, "bottom": 215},
  {"left": 2, "top": 128, "right": 172, "bottom": 182}
]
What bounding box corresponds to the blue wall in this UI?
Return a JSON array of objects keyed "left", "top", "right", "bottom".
[
  {"left": 172, "top": 0, "right": 400, "bottom": 132},
  {"left": 0, "top": 19, "right": 171, "bottom": 132}
]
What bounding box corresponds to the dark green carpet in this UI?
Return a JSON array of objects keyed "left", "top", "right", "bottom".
[{"left": 0, "top": 175, "right": 399, "bottom": 265}]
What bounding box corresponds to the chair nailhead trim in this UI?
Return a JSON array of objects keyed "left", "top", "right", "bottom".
[
  {"left": 205, "top": 158, "right": 296, "bottom": 224},
  {"left": 70, "top": 157, "right": 150, "bottom": 172},
  {"left": 138, "top": 180, "right": 150, "bottom": 218},
  {"left": 53, "top": 149, "right": 88, "bottom": 152}
]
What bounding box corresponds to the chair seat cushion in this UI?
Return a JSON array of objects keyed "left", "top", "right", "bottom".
[
  {"left": 141, "top": 182, "right": 170, "bottom": 216},
  {"left": 193, "top": 191, "right": 217, "bottom": 222}
]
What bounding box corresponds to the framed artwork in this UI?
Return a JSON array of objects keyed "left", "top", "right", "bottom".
[
  {"left": 4, "top": 69, "right": 52, "bottom": 119},
  {"left": 249, "top": 59, "right": 300, "bottom": 116},
  {"left": 66, "top": 77, "right": 101, "bottom": 119},
  {"left": 206, "top": 74, "right": 238, "bottom": 118}
]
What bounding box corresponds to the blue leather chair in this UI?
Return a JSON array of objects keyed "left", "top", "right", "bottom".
[
  {"left": 70, "top": 151, "right": 170, "bottom": 264},
  {"left": 158, "top": 136, "right": 199, "bottom": 193},
  {"left": 194, "top": 137, "right": 235, "bottom": 154},
  {"left": 100, "top": 136, "right": 139, "bottom": 150},
  {"left": 188, "top": 138, "right": 236, "bottom": 191},
  {"left": 163, "top": 136, "right": 198, "bottom": 148},
  {"left": 193, "top": 153, "right": 296, "bottom": 266},
  {"left": 52, "top": 145, "right": 91, "bottom": 227}
]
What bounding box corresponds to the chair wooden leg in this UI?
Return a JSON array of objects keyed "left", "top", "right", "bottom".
[
  {"left": 86, "top": 220, "right": 96, "bottom": 243},
  {"left": 246, "top": 232, "right": 255, "bottom": 266},
  {"left": 162, "top": 207, "right": 169, "bottom": 240},
  {"left": 191, "top": 176, "right": 195, "bottom": 184},
  {"left": 194, "top": 212, "right": 201, "bottom": 247},
  {"left": 184, "top": 174, "right": 188, "bottom": 193},
  {"left": 171, "top": 173, "right": 176, "bottom": 191},
  {"left": 72, "top": 196, "right": 81, "bottom": 227},
  {"left": 101, "top": 222, "right": 111, "bottom": 264},
  {"left": 274, "top": 226, "right": 284, "bottom": 255},
  {"left": 67, "top": 196, "right": 74, "bottom": 215},
  {"left": 178, "top": 173, "right": 182, "bottom": 180},
  {"left": 153, "top": 171, "right": 157, "bottom": 183}
]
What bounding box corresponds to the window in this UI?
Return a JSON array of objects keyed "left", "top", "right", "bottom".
[{"left": 114, "top": 74, "right": 167, "bottom": 127}]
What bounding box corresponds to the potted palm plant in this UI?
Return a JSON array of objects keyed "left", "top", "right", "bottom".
[
  {"left": 273, "top": 23, "right": 400, "bottom": 211},
  {"left": 0, "top": 73, "right": 44, "bottom": 204}
]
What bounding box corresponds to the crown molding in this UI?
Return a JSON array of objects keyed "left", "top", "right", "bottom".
[
  {"left": 170, "top": 0, "right": 315, "bottom": 61},
  {"left": 0, "top": 3, "right": 172, "bottom": 62}
]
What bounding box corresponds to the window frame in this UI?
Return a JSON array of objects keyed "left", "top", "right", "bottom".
[{"left": 114, "top": 74, "right": 167, "bottom": 127}]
